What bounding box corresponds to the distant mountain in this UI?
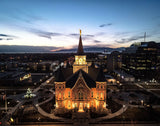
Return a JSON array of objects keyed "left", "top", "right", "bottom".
[
  {"left": 55, "top": 46, "right": 125, "bottom": 53},
  {"left": 0, "top": 45, "right": 125, "bottom": 53},
  {"left": 0, "top": 45, "right": 57, "bottom": 53}
]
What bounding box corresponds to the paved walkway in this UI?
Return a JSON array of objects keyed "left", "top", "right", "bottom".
[
  {"left": 135, "top": 83, "right": 160, "bottom": 99},
  {"left": 72, "top": 112, "right": 90, "bottom": 126},
  {"left": 1, "top": 76, "right": 56, "bottom": 126},
  {"left": 33, "top": 95, "right": 71, "bottom": 122},
  {"left": 92, "top": 104, "right": 128, "bottom": 122}
]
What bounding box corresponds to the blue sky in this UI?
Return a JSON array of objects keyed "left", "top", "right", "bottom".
[{"left": 0, "top": 0, "right": 160, "bottom": 50}]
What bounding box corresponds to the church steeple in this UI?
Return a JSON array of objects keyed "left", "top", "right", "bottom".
[
  {"left": 73, "top": 30, "right": 88, "bottom": 73},
  {"left": 77, "top": 29, "right": 84, "bottom": 55}
]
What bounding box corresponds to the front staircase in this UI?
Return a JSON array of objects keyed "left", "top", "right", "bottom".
[{"left": 72, "top": 111, "right": 90, "bottom": 126}]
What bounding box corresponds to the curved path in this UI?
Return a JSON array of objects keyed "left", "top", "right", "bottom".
[
  {"left": 91, "top": 104, "right": 128, "bottom": 122},
  {"left": 33, "top": 96, "right": 71, "bottom": 122}
]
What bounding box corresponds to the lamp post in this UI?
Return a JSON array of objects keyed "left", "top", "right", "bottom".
[
  {"left": 5, "top": 91, "right": 7, "bottom": 112},
  {"left": 122, "top": 104, "right": 125, "bottom": 126}
]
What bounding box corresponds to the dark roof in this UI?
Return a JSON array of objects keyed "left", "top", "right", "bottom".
[
  {"left": 88, "top": 67, "right": 99, "bottom": 80},
  {"left": 61, "top": 68, "right": 73, "bottom": 80},
  {"left": 90, "top": 61, "right": 95, "bottom": 68},
  {"left": 77, "top": 35, "right": 84, "bottom": 55},
  {"left": 55, "top": 68, "right": 65, "bottom": 82},
  {"left": 66, "top": 69, "right": 96, "bottom": 88},
  {"left": 96, "top": 68, "right": 106, "bottom": 82}
]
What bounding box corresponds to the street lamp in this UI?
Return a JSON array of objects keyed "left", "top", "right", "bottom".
[
  {"left": 122, "top": 105, "right": 126, "bottom": 126},
  {"left": 141, "top": 100, "right": 144, "bottom": 105}
]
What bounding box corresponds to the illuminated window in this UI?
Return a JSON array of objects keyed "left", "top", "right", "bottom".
[
  {"left": 79, "top": 58, "right": 82, "bottom": 64},
  {"left": 91, "top": 101, "right": 93, "bottom": 107},
  {"left": 68, "top": 92, "right": 70, "bottom": 97},
  {"left": 91, "top": 92, "right": 93, "bottom": 97},
  {"left": 79, "top": 92, "right": 83, "bottom": 99},
  {"left": 81, "top": 93, "right": 83, "bottom": 99},
  {"left": 85, "top": 94, "right": 87, "bottom": 99},
  {"left": 79, "top": 92, "right": 81, "bottom": 99},
  {"left": 59, "top": 93, "right": 61, "bottom": 99},
  {"left": 101, "top": 93, "right": 103, "bottom": 99},
  {"left": 97, "top": 93, "right": 99, "bottom": 98},
  {"left": 68, "top": 101, "right": 71, "bottom": 108}
]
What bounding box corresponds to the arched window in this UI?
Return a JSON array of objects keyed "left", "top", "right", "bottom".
[
  {"left": 59, "top": 93, "right": 61, "bottom": 99},
  {"left": 91, "top": 92, "right": 93, "bottom": 97},
  {"left": 79, "top": 92, "right": 81, "bottom": 99},
  {"left": 81, "top": 93, "right": 83, "bottom": 99},
  {"left": 101, "top": 92, "right": 103, "bottom": 99},
  {"left": 85, "top": 94, "right": 87, "bottom": 99},
  {"left": 68, "top": 92, "right": 70, "bottom": 97},
  {"left": 79, "top": 92, "right": 83, "bottom": 99}
]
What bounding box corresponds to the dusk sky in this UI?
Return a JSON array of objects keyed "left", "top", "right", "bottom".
[{"left": 0, "top": 0, "right": 160, "bottom": 50}]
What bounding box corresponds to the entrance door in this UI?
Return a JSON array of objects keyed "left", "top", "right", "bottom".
[{"left": 78, "top": 103, "right": 84, "bottom": 112}]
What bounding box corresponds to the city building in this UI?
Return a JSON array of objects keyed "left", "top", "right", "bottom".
[
  {"left": 106, "top": 51, "right": 122, "bottom": 71},
  {"left": 98, "top": 51, "right": 122, "bottom": 72},
  {"left": 54, "top": 30, "right": 107, "bottom": 112},
  {"left": 0, "top": 71, "right": 31, "bottom": 85},
  {"left": 122, "top": 42, "right": 160, "bottom": 79}
]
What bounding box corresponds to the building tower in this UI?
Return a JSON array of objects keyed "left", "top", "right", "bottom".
[{"left": 73, "top": 30, "right": 88, "bottom": 73}]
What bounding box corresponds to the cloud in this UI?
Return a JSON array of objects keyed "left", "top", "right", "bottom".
[
  {"left": 115, "top": 35, "right": 152, "bottom": 43},
  {"left": 99, "top": 23, "right": 112, "bottom": 27},
  {"left": 69, "top": 33, "right": 94, "bottom": 41},
  {"left": 85, "top": 34, "right": 94, "bottom": 37},
  {"left": 0, "top": 34, "right": 12, "bottom": 37},
  {"left": 6, "top": 9, "right": 43, "bottom": 24},
  {"left": 114, "top": 32, "right": 130, "bottom": 36},
  {"left": 69, "top": 33, "right": 94, "bottom": 37},
  {"left": 94, "top": 40, "right": 101, "bottom": 43},
  {"left": 28, "top": 28, "right": 63, "bottom": 39},
  {"left": 69, "top": 33, "right": 79, "bottom": 37},
  {"left": 95, "top": 32, "right": 106, "bottom": 36},
  {"left": 0, "top": 34, "right": 17, "bottom": 40},
  {"left": 6, "top": 38, "right": 13, "bottom": 40}
]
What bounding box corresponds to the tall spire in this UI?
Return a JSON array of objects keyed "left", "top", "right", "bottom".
[{"left": 77, "top": 29, "right": 84, "bottom": 55}]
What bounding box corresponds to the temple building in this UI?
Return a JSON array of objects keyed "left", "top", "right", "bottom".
[{"left": 55, "top": 30, "right": 107, "bottom": 112}]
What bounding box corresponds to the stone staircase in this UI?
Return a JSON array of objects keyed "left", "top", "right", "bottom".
[{"left": 72, "top": 111, "right": 90, "bottom": 126}]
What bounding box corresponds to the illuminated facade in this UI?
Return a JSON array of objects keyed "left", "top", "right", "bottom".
[{"left": 55, "top": 30, "right": 107, "bottom": 112}]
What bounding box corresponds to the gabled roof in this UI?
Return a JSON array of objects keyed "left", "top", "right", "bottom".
[
  {"left": 96, "top": 68, "right": 106, "bottom": 82},
  {"left": 55, "top": 67, "right": 65, "bottom": 82},
  {"left": 66, "top": 69, "right": 96, "bottom": 88}
]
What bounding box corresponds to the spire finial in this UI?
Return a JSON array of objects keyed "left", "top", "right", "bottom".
[{"left": 80, "top": 29, "right": 81, "bottom": 36}]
